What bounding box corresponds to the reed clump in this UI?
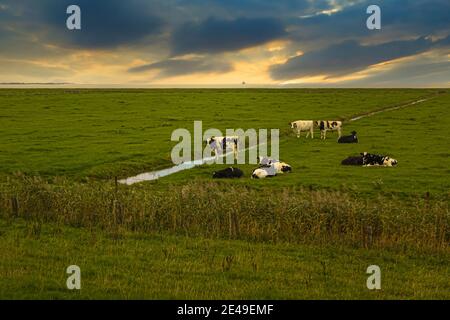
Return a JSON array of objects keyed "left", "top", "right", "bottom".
[{"left": 0, "top": 175, "right": 448, "bottom": 250}]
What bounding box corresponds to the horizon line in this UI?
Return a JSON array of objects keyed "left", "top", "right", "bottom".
[{"left": 0, "top": 83, "right": 448, "bottom": 89}]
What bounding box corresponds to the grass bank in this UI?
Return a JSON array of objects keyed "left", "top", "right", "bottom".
[{"left": 1, "top": 177, "right": 448, "bottom": 251}]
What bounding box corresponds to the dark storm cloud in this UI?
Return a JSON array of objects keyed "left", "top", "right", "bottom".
[
  {"left": 0, "top": 0, "right": 165, "bottom": 50},
  {"left": 42, "top": 0, "right": 163, "bottom": 49},
  {"left": 436, "top": 35, "right": 450, "bottom": 47},
  {"left": 40, "top": 0, "right": 165, "bottom": 49},
  {"left": 290, "top": 0, "right": 450, "bottom": 45},
  {"left": 0, "top": 0, "right": 449, "bottom": 84},
  {"left": 128, "top": 58, "right": 233, "bottom": 78},
  {"left": 0, "top": 0, "right": 315, "bottom": 52},
  {"left": 328, "top": 54, "right": 450, "bottom": 87},
  {"left": 357, "top": 60, "right": 450, "bottom": 87},
  {"left": 170, "top": 0, "right": 331, "bottom": 21},
  {"left": 170, "top": 17, "right": 287, "bottom": 55},
  {"left": 270, "top": 37, "right": 444, "bottom": 80},
  {"left": 269, "top": 0, "right": 450, "bottom": 80}
]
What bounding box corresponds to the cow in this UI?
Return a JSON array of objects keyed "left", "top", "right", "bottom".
[
  {"left": 316, "top": 121, "right": 343, "bottom": 140},
  {"left": 341, "top": 155, "right": 364, "bottom": 166},
  {"left": 273, "top": 161, "right": 292, "bottom": 173},
  {"left": 338, "top": 131, "right": 358, "bottom": 144},
  {"left": 362, "top": 152, "right": 398, "bottom": 167},
  {"left": 257, "top": 156, "right": 276, "bottom": 166},
  {"left": 258, "top": 157, "right": 292, "bottom": 174},
  {"left": 212, "top": 167, "right": 244, "bottom": 179},
  {"left": 341, "top": 152, "right": 398, "bottom": 167},
  {"left": 206, "top": 136, "right": 239, "bottom": 160},
  {"left": 252, "top": 165, "right": 277, "bottom": 179},
  {"left": 290, "top": 120, "right": 314, "bottom": 139}
]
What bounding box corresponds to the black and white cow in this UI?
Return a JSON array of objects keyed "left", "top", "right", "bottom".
[
  {"left": 290, "top": 120, "right": 314, "bottom": 139},
  {"left": 252, "top": 157, "right": 292, "bottom": 178},
  {"left": 338, "top": 131, "right": 358, "bottom": 143},
  {"left": 206, "top": 136, "right": 239, "bottom": 159},
  {"left": 258, "top": 157, "right": 292, "bottom": 174},
  {"left": 362, "top": 152, "right": 398, "bottom": 167},
  {"left": 316, "top": 121, "right": 343, "bottom": 140},
  {"left": 252, "top": 165, "right": 277, "bottom": 179},
  {"left": 212, "top": 167, "right": 244, "bottom": 179},
  {"left": 341, "top": 155, "right": 364, "bottom": 166},
  {"left": 257, "top": 156, "right": 276, "bottom": 166},
  {"left": 341, "top": 152, "right": 398, "bottom": 167}
]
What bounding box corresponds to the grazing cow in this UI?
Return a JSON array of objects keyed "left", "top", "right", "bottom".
[
  {"left": 341, "top": 152, "right": 398, "bottom": 167},
  {"left": 338, "top": 131, "right": 358, "bottom": 144},
  {"left": 258, "top": 157, "right": 292, "bottom": 174},
  {"left": 290, "top": 120, "right": 314, "bottom": 139},
  {"left": 252, "top": 165, "right": 277, "bottom": 179},
  {"left": 316, "top": 121, "right": 343, "bottom": 140},
  {"left": 212, "top": 167, "right": 243, "bottom": 179},
  {"left": 206, "top": 136, "right": 239, "bottom": 159}
]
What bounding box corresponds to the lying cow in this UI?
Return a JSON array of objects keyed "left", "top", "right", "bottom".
[
  {"left": 342, "top": 152, "right": 398, "bottom": 167},
  {"left": 273, "top": 161, "right": 292, "bottom": 173},
  {"left": 290, "top": 120, "right": 314, "bottom": 139},
  {"left": 258, "top": 156, "right": 276, "bottom": 166},
  {"left": 341, "top": 155, "right": 364, "bottom": 166},
  {"left": 212, "top": 167, "right": 243, "bottom": 179},
  {"left": 363, "top": 152, "right": 398, "bottom": 167},
  {"left": 316, "top": 121, "right": 343, "bottom": 140},
  {"left": 258, "top": 157, "right": 292, "bottom": 174},
  {"left": 206, "top": 136, "right": 239, "bottom": 160},
  {"left": 252, "top": 165, "right": 277, "bottom": 179},
  {"left": 338, "top": 131, "right": 358, "bottom": 144}
]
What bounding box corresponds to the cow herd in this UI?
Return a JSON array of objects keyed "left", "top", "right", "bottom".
[
  {"left": 290, "top": 120, "right": 344, "bottom": 140},
  {"left": 212, "top": 157, "right": 292, "bottom": 179},
  {"left": 210, "top": 118, "right": 397, "bottom": 179}
]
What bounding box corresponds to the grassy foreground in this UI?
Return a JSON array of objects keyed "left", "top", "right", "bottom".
[
  {"left": 0, "top": 219, "right": 449, "bottom": 300},
  {"left": 0, "top": 178, "right": 448, "bottom": 299}
]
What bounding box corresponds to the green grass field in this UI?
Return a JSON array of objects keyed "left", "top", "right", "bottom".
[
  {"left": 0, "top": 89, "right": 449, "bottom": 299},
  {"left": 0, "top": 89, "right": 448, "bottom": 195},
  {"left": 1, "top": 219, "right": 448, "bottom": 299}
]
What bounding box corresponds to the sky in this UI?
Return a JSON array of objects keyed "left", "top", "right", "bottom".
[{"left": 0, "top": 0, "right": 448, "bottom": 87}]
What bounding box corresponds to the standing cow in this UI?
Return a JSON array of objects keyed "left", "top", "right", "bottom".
[
  {"left": 290, "top": 120, "right": 314, "bottom": 139},
  {"left": 316, "top": 121, "right": 343, "bottom": 140},
  {"left": 206, "top": 136, "right": 239, "bottom": 160}
]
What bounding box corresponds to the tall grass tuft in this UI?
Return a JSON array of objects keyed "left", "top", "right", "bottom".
[{"left": 0, "top": 175, "right": 448, "bottom": 251}]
